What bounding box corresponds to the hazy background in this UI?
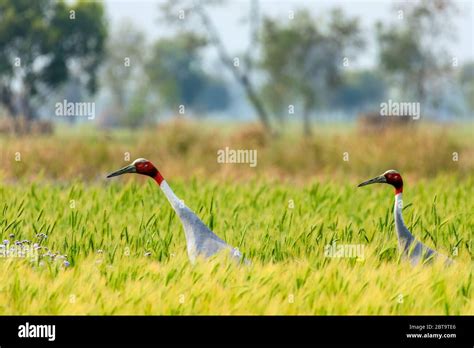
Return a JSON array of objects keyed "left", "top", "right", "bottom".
[
  {"left": 98, "top": 0, "right": 473, "bottom": 123},
  {"left": 105, "top": 0, "right": 474, "bottom": 67},
  {"left": 1, "top": 0, "right": 472, "bottom": 131},
  {"left": 0, "top": 0, "right": 472, "bottom": 182}
]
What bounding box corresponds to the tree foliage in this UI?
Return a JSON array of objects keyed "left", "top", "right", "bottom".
[
  {"left": 101, "top": 20, "right": 147, "bottom": 127},
  {"left": 260, "top": 9, "right": 364, "bottom": 135},
  {"left": 376, "top": 0, "right": 457, "bottom": 105},
  {"left": 0, "top": 0, "right": 107, "bottom": 119},
  {"left": 145, "top": 32, "right": 229, "bottom": 115},
  {"left": 331, "top": 71, "right": 387, "bottom": 112},
  {"left": 160, "top": 0, "right": 273, "bottom": 132}
]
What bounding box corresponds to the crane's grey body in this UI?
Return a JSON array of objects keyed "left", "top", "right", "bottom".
[
  {"left": 394, "top": 193, "right": 451, "bottom": 266},
  {"left": 161, "top": 181, "right": 242, "bottom": 263}
]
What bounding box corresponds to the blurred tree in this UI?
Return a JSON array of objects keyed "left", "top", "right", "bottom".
[
  {"left": 0, "top": 0, "right": 107, "bottom": 120},
  {"left": 126, "top": 85, "right": 150, "bottom": 128},
  {"left": 145, "top": 32, "right": 229, "bottom": 116},
  {"left": 459, "top": 62, "right": 474, "bottom": 113},
  {"left": 194, "top": 78, "right": 230, "bottom": 113},
  {"left": 160, "top": 0, "right": 274, "bottom": 133},
  {"left": 331, "top": 70, "right": 387, "bottom": 112},
  {"left": 376, "top": 0, "right": 457, "bottom": 108},
  {"left": 101, "top": 20, "right": 147, "bottom": 127},
  {"left": 260, "top": 9, "right": 364, "bottom": 136}
]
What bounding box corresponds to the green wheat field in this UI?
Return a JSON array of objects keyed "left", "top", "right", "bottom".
[{"left": 0, "top": 123, "right": 472, "bottom": 315}]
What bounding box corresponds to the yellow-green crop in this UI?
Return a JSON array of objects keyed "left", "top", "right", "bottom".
[{"left": 0, "top": 175, "right": 472, "bottom": 314}]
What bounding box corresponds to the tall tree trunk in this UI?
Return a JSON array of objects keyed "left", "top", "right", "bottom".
[
  {"left": 240, "top": 75, "right": 273, "bottom": 132},
  {"left": 22, "top": 96, "right": 36, "bottom": 120},
  {"left": 195, "top": 3, "right": 273, "bottom": 134},
  {"left": 0, "top": 85, "right": 17, "bottom": 117},
  {"left": 417, "top": 68, "right": 425, "bottom": 117}
]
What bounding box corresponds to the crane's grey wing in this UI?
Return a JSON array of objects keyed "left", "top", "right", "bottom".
[
  {"left": 404, "top": 239, "right": 436, "bottom": 265},
  {"left": 397, "top": 223, "right": 452, "bottom": 266},
  {"left": 178, "top": 207, "right": 249, "bottom": 263},
  {"left": 176, "top": 206, "right": 231, "bottom": 258},
  {"left": 160, "top": 181, "right": 248, "bottom": 263},
  {"left": 393, "top": 194, "right": 452, "bottom": 267}
]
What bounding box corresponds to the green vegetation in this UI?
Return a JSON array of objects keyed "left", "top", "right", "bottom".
[
  {"left": 0, "top": 0, "right": 107, "bottom": 119},
  {"left": 0, "top": 174, "right": 472, "bottom": 314},
  {"left": 0, "top": 124, "right": 472, "bottom": 315}
]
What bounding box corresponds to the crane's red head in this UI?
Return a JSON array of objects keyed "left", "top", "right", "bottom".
[
  {"left": 357, "top": 169, "right": 403, "bottom": 194},
  {"left": 106, "top": 158, "right": 164, "bottom": 185}
]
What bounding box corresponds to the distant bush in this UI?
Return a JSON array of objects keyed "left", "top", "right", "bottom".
[
  {"left": 0, "top": 120, "right": 471, "bottom": 182},
  {"left": 0, "top": 116, "right": 53, "bottom": 136}
]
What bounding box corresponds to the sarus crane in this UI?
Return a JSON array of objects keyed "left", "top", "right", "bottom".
[
  {"left": 358, "top": 170, "right": 452, "bottom": 266},
  {"left": 107, "top": 158, "right": 244, "bottom": 264}
]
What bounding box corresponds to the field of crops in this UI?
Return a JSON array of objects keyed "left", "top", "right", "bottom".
[
  {"left": 0, "top": 172, "right": 472, "bottom": 314},
  {"left": 0, "top": 122, "right": 472, "bottom": 315}
]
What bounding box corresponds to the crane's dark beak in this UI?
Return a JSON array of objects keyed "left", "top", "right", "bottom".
[
  {"left": 106, "top": 164, "right": 136, "bottom": 178},
  {"left": 358, "top": 175, "right": 386, "bottom": 187}
]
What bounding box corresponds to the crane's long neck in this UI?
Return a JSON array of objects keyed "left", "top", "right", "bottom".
[
  {"left": 150, "top": 169, "right": 184, "bottom": 212},
  {"left": 156, "top": 178, "right": 202, "bottom": 259},
  {"left": 159, "top": 180, "right": 185, "bottom": 212},
  {"left": 394, "top": 193, "right": 414, "bottom": 244}
]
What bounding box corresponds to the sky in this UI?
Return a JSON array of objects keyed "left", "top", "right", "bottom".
[{"left": 103, "top": 0, "right": 474, "bottom": 69}]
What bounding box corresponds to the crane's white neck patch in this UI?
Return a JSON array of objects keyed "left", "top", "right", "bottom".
[
  {"left": 160, "top": 181, "right": 186, "bottom": 211},
  {"left": 394, "top": 192, "right": 403, "bottom": 215},
  {"left": 394, "top": 192, "right": 409, "bottom": 234},
  {"left": 395, "top": 192, "right": 403, "bottom": 204}
]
